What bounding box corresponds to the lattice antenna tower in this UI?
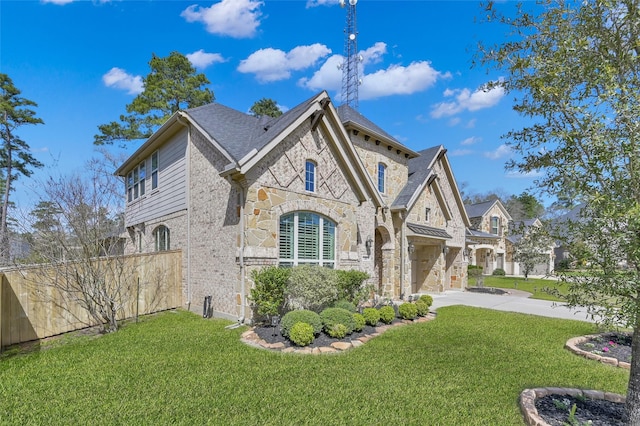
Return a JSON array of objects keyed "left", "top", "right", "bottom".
[{"left": 338, "top": 0, "right": 363, "bottom": 109}]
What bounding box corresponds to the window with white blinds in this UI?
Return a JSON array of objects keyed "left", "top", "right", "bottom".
[{"left": 279, "top": 212, "right": 336, "bottom": 268}]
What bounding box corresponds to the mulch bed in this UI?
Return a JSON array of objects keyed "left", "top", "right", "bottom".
[{"left": 535, "top": 332, "right": 631, "bottom": 425}]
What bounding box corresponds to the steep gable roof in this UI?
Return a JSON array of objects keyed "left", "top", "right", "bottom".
[
  {"left": 392, "top": 145, "right": 441, "bottom": 210},
  {"left": 465, "top": 199, "right": 512, "bottom": 221}
]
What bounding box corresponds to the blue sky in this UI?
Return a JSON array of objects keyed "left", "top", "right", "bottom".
[{"left": 1, "top": 0, "right": 541, "bottom": 211}]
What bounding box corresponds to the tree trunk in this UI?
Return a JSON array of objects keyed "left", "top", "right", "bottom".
[
  {"left": 0, "top": 118, "right": 12, "bottom": 265},
  {"left": 625, "top": 322, "right": 640, "bottom": 424}
]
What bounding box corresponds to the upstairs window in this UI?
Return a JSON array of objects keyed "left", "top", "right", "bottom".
[
  {"left": 425, "top": 207, "right": 431, "bottom": 223},
  {"left": 377, "top": 163, "right": 386, "bottom": 193},
  {"left": 151, "top": 151, "right": 159, "bottom": 190},
  {"left": 491, "top": 216, "right": 500, "bottom": 235},
  {"left": 279, "top": 212, "right": 335, "bottom": 268},
  {"left": 305, "top": 160, "right": 316, "bottom": 192},
  {"left": 126, "top": 161, "right": 146, "bottom": 202},
  {"left": 154, "top": 225, "right": 170, "bottom": 251}
]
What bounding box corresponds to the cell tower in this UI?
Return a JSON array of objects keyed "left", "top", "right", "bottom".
[{"left": 339, "top": 0, "right": 362, "bottom": 109}]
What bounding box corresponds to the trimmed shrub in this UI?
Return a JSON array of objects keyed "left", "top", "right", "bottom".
[
  {"left": 327, "top": 323, "right": 348, "bottom": 338},
  {"left": 419, "top": 294, "right": 433, "bottom": 308},
  {"left": 398, "top": 302, "right": 418, "bottom": 320},
  {"left": 289, "top": 322, "right": 315, "bottom": 346},
  {"left": 248, "top": 266, "right": 290, "bottom": 320},
  {"left": 352, "top": 313, "right": 365, "bottom": 332},
  {"left": 280, "top": 309, "right": 322, "bottom": 338},
  {"left": 320, "top": 307, "right": 356, "bottom": 335},
  {"left": 379, "top": 306, "right": 396, "bottom": 324},
  {"left": 362, "top": 307, "right": 380, "bottom": 326},
  {"left": 286, "top": 265, "right": 339, "bottom": 312},
  {"left": 492, "top": 268, "right": 506, "bottom": 276},
  {"left": 415, "top": 299, "right": 429, "bottom": 317},
  {"left": 336, "top": 269, "right": 371, "bottom": 304},
  {"left": 333, "top": 300, "right": 357, "bottom": 313}
]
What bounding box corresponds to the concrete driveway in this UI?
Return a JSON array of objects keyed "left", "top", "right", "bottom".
[{"left": 430, "top": 289, "right": 597, "bottom": 323}]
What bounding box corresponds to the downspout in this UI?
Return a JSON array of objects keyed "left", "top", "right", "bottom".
[
  {"left": 177, "top": 113, "right": 191, "bottom": 310},
  {"left": 399, "top": 210, "right": 406, "bottom": 300},
  {"left": 238, "top": 185, "right": 246, "bottom": 324}
]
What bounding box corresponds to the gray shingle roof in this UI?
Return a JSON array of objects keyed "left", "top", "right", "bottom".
[
  {"left": 392, "top": 146, "right": 441, "bottom": 210},
  {"left": 185, "top": 92, "right": 323, "bottom": 163},
  {"left": 465, "top": 200, "right": 498, "bottom": 219},
  {"left": 466, "top": 228, "right": 500, "bottom": 239},
  {"left": 336, "top": 104, "right": 402, "bottom": 145},
  {"left": 407, "top": 222, "right": 452, "bottom": 239}
]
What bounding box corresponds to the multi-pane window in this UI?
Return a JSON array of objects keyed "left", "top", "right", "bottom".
[
  {"left": 305, "top": 160, "right": 316, "bottom": 192},
  {"left": 377, "top": 163, "right": 386, "bottom": 193},
  {"left": 126, "top": 161, "right": 146, "bottom": 202},
  {"left": 491, "top": 216, "right": 500, "bottom": 235},
  {"left": 154, "top": 225, "right": 170, "bottom": 251},
  {"left": 279, "top": 212, "right": 335, "bottom": 268},
  {"left": 151, "top": 151, "right": 159, "bottom": 190}
]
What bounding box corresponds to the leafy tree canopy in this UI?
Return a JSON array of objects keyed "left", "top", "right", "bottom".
[
  {"left": 94, "top": 51, "right": 214, "bottom": 146},
  {"left": 249, "top": 98, "right": 283, "bottom": 118},
  {"left": 505, "top": 192, "right": 545, "bottom": 220}
]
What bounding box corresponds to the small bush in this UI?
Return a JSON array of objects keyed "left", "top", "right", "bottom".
[
  {"left": 336, "top": 269, "right": 371, "bottom": 304},
  {"left": 379, "top": 306, "right": 396, "bottom": 324},
  {"left": 398, "top": 302, "right": 418, "bottom": 320},
  {"left": 286, "top": 265, "right": 339, "bottom": 312},
  {"left": 280, "top": 309, "right": 322, "bottom": 338},
  {"left": 248, "top": 266, "right": 290, "bottom": 320},
  {"left": 415, "top": 299, "right": 429, "bottom": 317},
  {"left": 352, "top": 313, "right": 365, "bottom": 332},
  {"left": 419, "top": 294, "right": 433, "bottom": 308},
  {"left": 289, "top": 322, "right": 315, "bottom": 346},
  {"left": 320, "top": 307, "right": 356, "bottom": 335},
  {"left": 362, "top": 307, "right": 380, "bottom": 326},
  {"left": 333, "top": 300, "right": 357, "bottom": 313},
  {"left": 492, "top": 268, "right": 506, "bottom": 276},
  {"left": 325, "top": 324, "right": 346, "bottom": 338}
]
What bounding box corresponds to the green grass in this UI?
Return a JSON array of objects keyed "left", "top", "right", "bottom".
[
  {"left": 472, "top": 275, "right": 568, "bottom": 301},
  {"left": 0, "top": 308, "right": 628, "bottom": 425}
]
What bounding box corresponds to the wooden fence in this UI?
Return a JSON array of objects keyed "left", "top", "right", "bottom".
[{"left": 0, "top": 250, "right": 182, "bottom": 349}]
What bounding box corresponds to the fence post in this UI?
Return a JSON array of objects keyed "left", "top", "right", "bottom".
[{"left": 136, "top": 277, "right": 140, "bottom": 323}]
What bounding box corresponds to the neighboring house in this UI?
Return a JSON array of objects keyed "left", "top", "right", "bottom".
[
  {"left": 116, "top": 91, "right": 470, "bottom": 322},
  {"left": 505, "top": 218, "right": 555, "bottom": 276},
  {"left": 465, "top": 199, "right": 512, "bottom": 275}
]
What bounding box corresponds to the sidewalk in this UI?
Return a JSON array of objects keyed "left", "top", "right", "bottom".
[{"left": 430, "top": 289, "right": 597, "bottom": 323}]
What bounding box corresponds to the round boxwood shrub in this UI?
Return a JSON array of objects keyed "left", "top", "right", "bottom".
[
  {"left": 419, "top": 294, "right": 433, "bottom": 308},
  {"left": 280, "top": 309, "right": 322, "bottom": 338},
  {"left": 326, "top": 323, "right": 348, "bottom": 339},
  {"left": 398, "top": 302, "right": 418, "bottom": 320},
  {"left": 320, "top": 307, "right": 356, "bottom": 335},
  {"left": 492, "top": 268, "right": 506, "bottom": 276},
  {"left": 352, "top": 312, "right": 365, "bottom": 332},
  {"left": 362, "top": 307, "right": 380, "bottom": 326},
  {"left": 415, "top": 299, "right": 429, "bottom": 317},
  {"left": 289, "top": 322, "right": 315, "bottom": 346},
  {"left": 379, "top": 305, "right": 396, "bottom": 324},
  {"left": 333, "top": 300, "right": 357, "bottom": 313}
]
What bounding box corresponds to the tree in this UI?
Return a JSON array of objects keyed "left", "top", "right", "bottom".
[
  {"left": 0, "top": 74, "right": 44, "bottom": 265},
  {"left": 94, "top": 51, "right": 214, "bottom": 146},
  {"left": 478, "top": 0, "right": 640, "bottom": 420},
  {"left": 511, "top": 222, "right": 553, "bottom": 280},
  {"left": 505, "top": 192, "right": 545, "bottom": 220},
  {"left": 249, "top": 98, "right": 282, "bottom": 118}
]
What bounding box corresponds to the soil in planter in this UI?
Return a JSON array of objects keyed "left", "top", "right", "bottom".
[
  {"left": 576, "top": 332, "right": 632, "bottom": 364},
  {"left": 535, "top": 394, "right": 625, "bottom": 426}
]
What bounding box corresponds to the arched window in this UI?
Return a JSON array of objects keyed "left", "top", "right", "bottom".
[
  {"left": 377, "top": 163, "right": 386, "bottom": 193},
  {"left": 154, "top": 225, "right": 170, "bottom": 251},
  {"left": 305, "top": 160, "right": 316, "bottom": 192},
  {"left": 279, "top": 212, "right": 335, "bottom": 268}
]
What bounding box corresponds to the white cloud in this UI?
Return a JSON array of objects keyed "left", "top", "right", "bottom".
[
  {"left": 460, "top": 136, "right": 481, "bottom": 146},
  {"left": 298, "top": 54, "right": 343, "bottom": 92},
  {"left": 305, "top": 0, "right": 336, "bottom": 7},
  {"left": 484, "top": 144, "right": 512, "bottom": 160},
  {"left": 447, "top": 117, "right": 461, "bottom": 126},
  {"left": 239, "top": 44, "right": 331, "bottom": 83},
  {"left": 449, "top": 149, "right": 473, "bottom": 157},
  {"left": 360, "top": 62, "right": 448, "bottom": 100},
  {"left": 186, "top": 49, "right": 226, "bottom": 69},
  {"left": 102, "top": 67, "right": 143, "bottom": 95},
  {"left": 181, "top": 0, "right": 263, "bottom": 38},
  {"left": 42, "top": 0, "right": 111, "bottom": 4},
  {"left": 506, "top": 170, "right": 544, "bottom": 179},
  {"left": 430, "top": 84, "right": 505, "bottom": 118},
  {"left": 466, "top": 119, "right": 477, "bottom": 128}
]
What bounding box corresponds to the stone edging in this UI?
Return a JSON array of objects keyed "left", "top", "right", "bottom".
[
  {"left": 565, "top": 335, "right": 631, "bottom": 369},
  {"left": 520, "top": 387, "right": 626, "bottom": 426},
  {"left": 240, "top": 314, "right": 435, "bottom": 354}
]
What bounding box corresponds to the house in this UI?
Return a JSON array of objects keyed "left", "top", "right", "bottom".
[
  {"left": 465, "top": 199, "right": 512, "bottom": 275},
  {"left": 115, "top": 91, "right": 470, "bottom": 322},
  {"left": 505, "top": 218, "right": 555, "bottom": 276}
]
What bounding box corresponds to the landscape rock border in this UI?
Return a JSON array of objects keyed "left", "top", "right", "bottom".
[
  {"left": 240, "top": 314, "right": 435, "bottom": 354},
  {"left": 565, "top": 334, "right": 631, "bottom": 369},
  {"left": 520, "top": 387, "right": 626, "bottom": 426}
]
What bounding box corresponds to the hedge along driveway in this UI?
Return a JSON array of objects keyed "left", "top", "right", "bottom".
[{"left": 0, "top": 308, "right": 628, "bottom": 425}]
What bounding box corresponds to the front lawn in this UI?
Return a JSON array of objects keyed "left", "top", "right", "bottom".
[
  {"left": 0, "top": 308, "right": 627, "bottom": 425},
  {"left": 472, "top": 275, "right": 568, "bottom": 301}
]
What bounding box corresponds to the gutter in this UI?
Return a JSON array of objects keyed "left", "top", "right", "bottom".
[{"left": 238, "top": 185, "right": 246, "bottom": 324}]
